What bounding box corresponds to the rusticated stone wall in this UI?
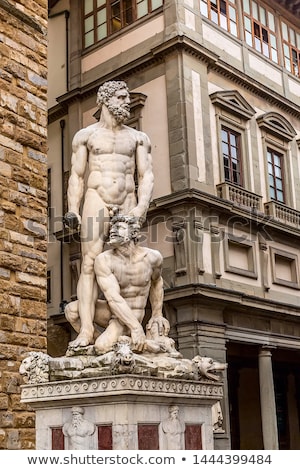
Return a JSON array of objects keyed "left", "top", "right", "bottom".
[{"left": 0, "top": 0, "right": 48, "bottom": 449}]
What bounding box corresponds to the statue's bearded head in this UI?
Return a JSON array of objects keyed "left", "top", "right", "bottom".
[{"left": 97, "top": 81, "right": 130, "bottom": 123}]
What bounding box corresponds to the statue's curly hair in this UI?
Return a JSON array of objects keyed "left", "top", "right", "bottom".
[
  {"left": 109, "top": 214, "right": 141, "bottom": 243},
  {"left": 96, "top": 81, "right": 129, "bottom": 107}
]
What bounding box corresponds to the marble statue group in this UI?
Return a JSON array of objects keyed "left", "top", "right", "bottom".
[
  {"left": 21, "top": 80, "right": 227, "bottom": 381},
  {"left": 19, "top": 81, "right": 227, "bottom": 452},
  {"left": 64, "top": 80, "right": 161, "bottom": 354}
]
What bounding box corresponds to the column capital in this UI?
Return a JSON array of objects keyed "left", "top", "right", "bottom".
[{"left": 259, "top": 345, "right": 276, "bottom": 357}]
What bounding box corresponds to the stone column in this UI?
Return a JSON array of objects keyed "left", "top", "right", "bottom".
[{"left": 258, "top": 348, "right": 279, "bottom": 449}]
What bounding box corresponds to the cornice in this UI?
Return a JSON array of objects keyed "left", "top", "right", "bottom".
[
  {"left": 164, "top": 282, "right": 300, "bottom": 318},
  {"left": 48, "top": 103, "right": 68, "bottom": 124},
  {"left": 21, "top": 374, "right": 223, "bottom": 407},
  {"left": 48, "top": 34, "right": 300, "bottom": 121}
]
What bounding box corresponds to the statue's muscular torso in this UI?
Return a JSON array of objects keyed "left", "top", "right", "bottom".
[
  {"left": 96, "top": 247, "right": 162, "bottom": 320},
  {"left": 80, "top": 124, "right": 143, "bottom": 207}
]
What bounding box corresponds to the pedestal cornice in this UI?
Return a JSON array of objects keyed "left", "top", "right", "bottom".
[{"left": 21, "top": 374, "right": 223, "bottom": 408}]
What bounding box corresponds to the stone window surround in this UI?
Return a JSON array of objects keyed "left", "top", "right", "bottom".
[
  {"left": 257, "top": 112, "right": 297, "bottom": 208},
  {"left": 200, "top": 0, "right": 238, "bottom": 37},
  {"left": 210, "top": 89, "right": 256, "bottom": 191},
  {"left": 270, "top": 247, "right": 300, "bottom": 289},
  {"left": 223, "top": 232, "right": 258, "bottom": 279}
]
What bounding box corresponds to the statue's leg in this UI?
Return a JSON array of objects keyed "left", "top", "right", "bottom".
[
  {"left": 70, "top": 190, "right": 110, "bottom": 347},
  {"left": 65, "top": 300, "right": 80, "bottom": 334},
  {"left": 66, "top": 299, "right": 111, "bottom": 342},
  {"left": 94, "top": 319, "right": 126, "bottom": 354},
  {"left": 94, "top": 299, "right": 112, "bottom": 328}
]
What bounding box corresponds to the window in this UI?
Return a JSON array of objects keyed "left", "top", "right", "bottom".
[
  {"left": 257, "top": 112, "right": 296, "bottom": 210},
  {"left": 242, "top": 0, "right": 278, "bottom": 62},
  {"left": 83, "top": 0, "right": 163, "bottom": 48},
  {"left": 221, "top": 127, "right": 242, "bottom": 185},
  {"left": 210, "top": 90, "right": 256, "bottom": 200},
  {"left": 200, "top": 0, "right": 238, "bottom": 37},
  {"left": 267, "top": 149, "right": 284, "bottom": 203},
  {"left": 281, "top": 21, "right": 300, "bottom": 77}
]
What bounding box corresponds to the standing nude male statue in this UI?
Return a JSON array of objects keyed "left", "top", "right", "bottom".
[
  {"left": 64, "top": 81, "right": 154, "bottom": 348},
  {"left": 65, "top": 215, "right": 169, "bottom": 353}
]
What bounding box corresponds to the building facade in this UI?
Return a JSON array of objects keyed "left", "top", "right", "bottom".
[
  {"left": 0, "top": 0, "right": 48, "bottom": 449},
  {"left": 48, "top": 0, "right": 300, "bottom": 449}
]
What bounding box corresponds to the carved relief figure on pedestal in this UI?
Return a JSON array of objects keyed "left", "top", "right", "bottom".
[
  {"left": 212, "top": 401, "right": 225, "bottom": 433},
  {"left": 64, "top": 80, "right": 154, "bottom": 349},
  {"left": 113, "top": 424, "right": 135, "bottom": 450},
  {"left": 161, "top": 405, "right": 185, "bottom": 450},
  {"left": 63, "top": 406, "right": 96, "bottom": 450}
]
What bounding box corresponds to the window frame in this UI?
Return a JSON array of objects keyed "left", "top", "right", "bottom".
[
  {"left": 266, "top": 148, "right": 285, "bottom": 204},
  {"left": 200, "top": 0, "right": 238, "bottom": 38},
  {"left": 281, "top": 19, "right": 300, "bottom": 78},
  {"left": 210, "top": 90, "right": 256, "bottom": 190},
  {"left": 242, "top": 0, "right": 278, "bottom": 63},
  {"left": 82, "top": 0, "right": 163, "bottom": 48},
  {"left": 221, "top": 126, "right": 243, "bottom": 186},
  {"left": 257, "top": 112, "right": 296, "bottom": 208}
]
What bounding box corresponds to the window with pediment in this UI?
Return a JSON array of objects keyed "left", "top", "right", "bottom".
[
  {"left": 257, "top": 112, "right": 296, "bottom": 206},
  {"left": 210, "top": 90, "right": 256, "bottom": 189},
  {"left": 83, "top": 0, "right": 163, "bottom": 48}
]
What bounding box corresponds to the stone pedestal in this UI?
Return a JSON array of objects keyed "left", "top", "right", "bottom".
[{"left": 21, "top": 375, "right": 223, "bottom": 450}]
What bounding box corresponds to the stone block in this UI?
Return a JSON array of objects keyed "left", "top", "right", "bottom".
[
  {"left": 0, "top": 161, "right": 12, "bottom": 177},
  {"left": 0, "top": 393, "right": 9, "bottom": 409}
]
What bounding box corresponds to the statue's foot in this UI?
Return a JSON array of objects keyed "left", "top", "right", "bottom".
[{"left": 68, "top": 333, "right": 93, "bottom": 348}]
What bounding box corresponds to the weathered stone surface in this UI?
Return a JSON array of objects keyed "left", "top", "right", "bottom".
[{"left": 0, "top": 0, "right": 47, "bottom": 450}]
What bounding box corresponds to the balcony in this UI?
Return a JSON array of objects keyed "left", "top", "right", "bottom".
[
  {"left": 264, "top": 200, "right": 300, "bottom": 228},
  {"left": 216, "top": 182, "right": 263, "bottom": 211}
]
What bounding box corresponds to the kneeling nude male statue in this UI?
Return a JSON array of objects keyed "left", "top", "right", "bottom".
[{"left": 65, "top": 215, "right": 169, "bottom": 354}]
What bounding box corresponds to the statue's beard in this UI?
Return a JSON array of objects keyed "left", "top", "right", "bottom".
[
  {"left": 107, "top": 103, "right": 130, "bottom": 123},
  {"left": 72, "top": 416, "right": 82, "bottom": 428}
]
